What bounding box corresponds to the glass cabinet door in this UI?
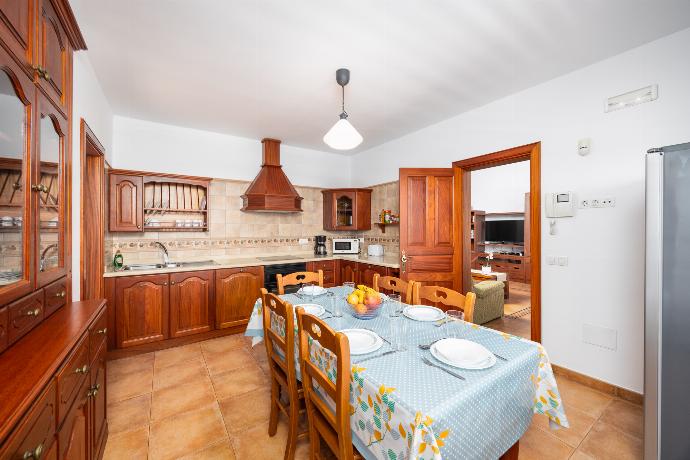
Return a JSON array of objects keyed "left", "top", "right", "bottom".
[
  {"left": 36, "top": 96, "right": 66, "bottom": 283},
  {"left": 0, "top": 58, "right": 33, "bottom": 298},
  {"left": 335, "top": 193, "right": 354, "bottom": 228}
]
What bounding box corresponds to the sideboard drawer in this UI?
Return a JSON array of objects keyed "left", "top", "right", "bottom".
[
  {"left": 56, "top": 335, "right": 89, "bottom": 425},
  {"left": 44, "top": 278, "right": 68, "bottom": 318},
  {"left": 88, "top": 309, "right": 108, "bottom": 363},
  {"left": 8, "top": 291, "right": 44, "bottom": 345},
  {"left": 1, "top": 381, "right": 56, "bottom": 460}
]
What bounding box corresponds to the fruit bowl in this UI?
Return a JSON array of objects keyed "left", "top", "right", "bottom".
[{"left": 346, "top": 286, "right": 383, "bottom": 320}]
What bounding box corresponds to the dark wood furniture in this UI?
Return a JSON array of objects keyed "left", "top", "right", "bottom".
[
  {"left": 215, "top": 266, "right": 264, "bottom": 330},
  {"left": 322, "top": 188, "right": 372, "bottom": 231},
  {"left": 169, "top": 270, "right": 214, "bottom": 338},
  {"left": 0, "top": 0, "right": 85, "bottom": 343},
  {"left": 108, "top": 169, "right": 211, "bottom": 232},
  {"left": 306, "top": 260, "right": 338, "bottom": 287},
  {"left": 470, "top": 210, "right": 485, "bottom": 253},
  {"left": 339, "top": 259, "right": 358, "bottom": 284},
  {"left": 0, "top": 299, "right": 107, "bottom": 460},
  {"left": 336, "top": 260, "right": 398, "bottom": 287}
]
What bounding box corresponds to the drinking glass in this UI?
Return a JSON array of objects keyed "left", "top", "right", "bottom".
[
  {"left": 343, "top": 281, "right": 355, "bottom": 292},
  {"left": 389, "top": 316, "right": 408, "bottom": 351},
  {"left": 445, "top": 309, "right": 465, "bottom": 339},
  {"left": 387, "top": 293, "right": 402, "bottom": 317},
  {"left": 330, "top": 292, "right": 343, "bottom": 318}
]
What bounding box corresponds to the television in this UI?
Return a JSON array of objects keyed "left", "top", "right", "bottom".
[{"left": 484, "top": 219, "right": 524, "bottom": 244}]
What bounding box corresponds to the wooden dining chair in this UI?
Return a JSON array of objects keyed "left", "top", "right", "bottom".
[
  {"left": 261, "top": 288, "right": 308, "bottom": 460},
  {"left": 277, "top": 270, "right": 324, "bottom": 295},
  {"left": 296, "top": 309, "right": 362, "bottom": 460},
  {"left": 412, "top": 284, "right": 477, "bottom": 323},
  {"left": 372, "top": 273, "right": 413, "bottom": 304}
]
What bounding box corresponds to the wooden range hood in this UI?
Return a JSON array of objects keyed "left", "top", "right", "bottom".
[{"left": 241, "top": 138, "right": 303, "bottom": 212}]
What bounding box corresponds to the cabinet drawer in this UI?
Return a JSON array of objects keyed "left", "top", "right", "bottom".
[
  {"left": 44, "top": 278, "right": 67, "bottom": 317},
  {"left": 1, "top": 380, "right": 57, "bottom": 460},
  {"left": 0, "top": 306, "right": 7, "bottom": 353},
  {"left": 323, "top": 270, "right": 336, "bottom": 286},
  {"left": 88, "top": 308, "right": 108, "bottom": 363},
  {"left": 310, "top": 260, "right": 335, "bottom": 272},
  {"left": 8, "top": 291, "right": 44, "bottom": 345},
  {"left": 56, "top": 335, "right": 89, "bottom": 425}
]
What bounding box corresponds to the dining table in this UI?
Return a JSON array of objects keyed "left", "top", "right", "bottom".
[{"left": 245, "top": 285, "right": 569, "bottom": 460}]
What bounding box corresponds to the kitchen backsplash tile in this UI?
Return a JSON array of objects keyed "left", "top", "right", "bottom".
[{"left": 106, "top": 179, "right": 399, "bottom": 267}]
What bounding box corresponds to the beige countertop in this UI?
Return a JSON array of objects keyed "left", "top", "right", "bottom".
[{"left": 103, "top": 252, "right": 400, "bottom": 278}]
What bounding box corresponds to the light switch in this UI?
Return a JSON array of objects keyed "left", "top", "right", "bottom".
[
  {"left": 557, "top": 256, "right": 568, "bottom": 266},
  {"left": 547, "top": 256, "right": 556, "bottom": 265}
]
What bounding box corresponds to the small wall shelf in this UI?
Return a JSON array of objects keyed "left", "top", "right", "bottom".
[{"left": 375, "top": 222, "right": 398, "bottom": 233}]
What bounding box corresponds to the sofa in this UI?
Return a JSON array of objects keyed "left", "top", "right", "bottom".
[{"left": 471, "top": 280, "right": 505, "bottom": 324}]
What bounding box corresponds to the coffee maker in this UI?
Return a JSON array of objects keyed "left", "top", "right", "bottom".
[{"left": 314, "top": 235, "right": 327, "bottom": 256}]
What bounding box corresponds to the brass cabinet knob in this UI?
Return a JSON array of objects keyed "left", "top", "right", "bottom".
[
  {"left": 31, "top": 184, "right": 47, "bottom": 193},
  {"left": 88, "top": 383, "right": 101, "bottom": 397},
  {"left": 56, "top": 291, "right": 66, "bottom": 298},
  {"left": 136, "top": 224, "right": 141, "bottom": 229},
  {"left": 170, "top": 281, "right": 175, "bottom": 285},
  {"left": 75, "top": 364, "right": 89, "bottom": 374},
  {"left": 96, "top": 328, "right": 107, "bottom": 335},
  {"left": 25, "top": 308, "right": 40, "bottom": 317},
  {"left": 22, "top": 443, "right": 43, "bottom": 459}
]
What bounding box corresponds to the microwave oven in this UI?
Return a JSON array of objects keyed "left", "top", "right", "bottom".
[{"left": 332, "top": 238, "right": 360, "bottom": 254}]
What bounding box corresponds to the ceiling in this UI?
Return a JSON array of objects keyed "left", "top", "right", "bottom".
[{"left": 72, "top": 0, "right": 690, "bottom": 154}]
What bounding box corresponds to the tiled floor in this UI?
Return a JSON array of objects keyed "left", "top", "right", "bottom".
[{"left": 104, "top": 334, "right": 643, "bottom": 460}]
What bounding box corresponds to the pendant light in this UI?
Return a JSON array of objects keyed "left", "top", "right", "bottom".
[{"left": 323, "top": 68, "right": 363, "bottom": 150}]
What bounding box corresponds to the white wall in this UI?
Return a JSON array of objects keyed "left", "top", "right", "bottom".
[
  {"left": 350, "top": 28, "right": 690, "bottom": 392},
  {"left": 71, "top": 52, "right": 114, "bottom": 300},
  {"left": 112, "top": 117, "right": 352, "bottom": 189},
  {"left": 471, "top": 161, "right": 529, "bottom": 213}
]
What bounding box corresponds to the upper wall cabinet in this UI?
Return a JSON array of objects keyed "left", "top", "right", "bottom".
[
  {"left": 109, "top": 174, "right": 143, "bottom": 232},
  {"left": 37, "top": 0, "right": 70, "bottom": 113},
  {"left": 0, "top": 0, "right": 34, "bottom": 69},
  {"left": 322, "top": 188, "right": 372, "bottom": 231}
]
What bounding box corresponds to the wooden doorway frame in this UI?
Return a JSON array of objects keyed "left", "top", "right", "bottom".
[
  {"left": 452, "top": 142, "right": 541, "bottom": 342},
  {"left": 79, "top": 119, "right": 106, "bottom": 300}
]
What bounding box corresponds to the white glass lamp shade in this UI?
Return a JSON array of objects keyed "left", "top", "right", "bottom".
[{"left": 323, "top": 118, "right": 363, "bottom": 150}]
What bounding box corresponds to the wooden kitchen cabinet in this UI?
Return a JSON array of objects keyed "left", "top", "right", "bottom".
[
  {"left": 0, "top": 0, "right": 34, "bottom": 70},
  {"left": 36, "top": 0, "right": 71, "bottom": 113},
  {"left": 358, "top": 263, "right": 388, "bottom": 288},
  {"left": 109, "top": 174, "right": 143, "bottom": 232},
  {"left": 114, "top": 274, "right": 169, "bottom": 348},
  {"left": 89, "top": 343, "right": 107, "bottom": 460},
  {"left": 2, "top": 381, "right": 57, "bottom": 460},
  {"left": 306, "top": 260, "right": 338, "bottom": 287},
  {"left": 170, "top": 270, "right": 214, "bottom": 338},
  {"left": 215, "top": 266, "right": 263, "bottom": 329},
  {"left": 322, "top": 188, "right": 372, "bottom": 231},
  {"left": 339, "top": 260, "right": 359, "bottom": 284},
  {"left": 58, "top": 377, "right": 89, "bottom": 460}
]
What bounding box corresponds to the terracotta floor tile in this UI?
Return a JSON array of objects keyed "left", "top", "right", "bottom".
[
  {"left": 577, "top": 420, "right": 643, "bottom": 460},
  {"left": 203, "top": 346, "right": 254, "bottom": 375},
  {"left": 518, "top": 424, "right": 574, "bottom": 460},
  {"left": 102, "top": 426, "right": 149, "bottom": 460},
  {"left": 555, "top": 377, "right": 613, "bottom": 419},
  {"left": 108, "top": 353, "right": 154, "bottom": 379},
  {"left": 200, "top": 334, "right": 250, "bottom": 354},
  {"left": 219, "top": 390, "right": 271, "bottom": 434},
  {"left": 153, "top": 357, "right": 209, "bottom": 390},
  {"left": 107, "top": 393, "right": 151, "bottom": 435},
  {"left": 599, "top": 399, "right": 643, "bottom": 439},
  {"left": 151, "top": 377, "right": 216, "bottom": 421},
  {"left": 149, "top": 403, "right": 228, "bottom": 460},
  {"left": 178, "top": 439, "right": 237, "bottom": 460},
  {"left": 107, "top": 367, "right": 153, "bottom": 404},
  {"left": 531, "top": 404, "right": 596, "bottom": 448},
  {"left": 154, "top": 343, "right": 204, "bottom": 371},
  {"left": 230, "top": 421, "right": 291, "bottom": 459},
  {"left": 249, "top": 343, "right": 269, "bottom": 362},
  {"left": 211, "top": 364, "right": 269, "bottom": 400},
  {"left": 569, "top": 451, "right": 596, "bottom": 460}
]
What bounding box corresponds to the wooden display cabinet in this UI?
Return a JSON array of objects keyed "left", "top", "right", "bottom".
[{"left": 322, "top": 188, "right": 372, "bottom": 231}]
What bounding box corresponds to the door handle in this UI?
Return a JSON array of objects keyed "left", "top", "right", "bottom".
[{"left": 401, "top": 251, "right": 407, "bottom": 274}]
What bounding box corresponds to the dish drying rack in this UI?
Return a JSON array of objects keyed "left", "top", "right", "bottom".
[{"left": 143, "top": 180, "right": 208, "bottom": 231}]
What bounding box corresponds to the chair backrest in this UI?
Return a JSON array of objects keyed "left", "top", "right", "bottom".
[
  {"left": 412, "top": 284, "right": 477, "bottom": 323},
  {"left": 261, "top": 288, "right": 299, "bottom": 395},
  {"left": 296, "top": 308, "right": 352, "bottom": 459},
  {"left": 372, "top": 273, "right": 413, "bottom": 304},
  {"left": 277, "top": 270, "right": 324, "bottom": 295}
]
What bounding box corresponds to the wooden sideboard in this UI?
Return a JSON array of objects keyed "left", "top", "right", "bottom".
[{"left": 0, "top": 299, "right": 107, "bottom": 459}]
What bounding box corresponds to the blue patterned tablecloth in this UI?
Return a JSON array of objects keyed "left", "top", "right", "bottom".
[{"left": 245, "top": 286, "right": 568, "bottom": 460}]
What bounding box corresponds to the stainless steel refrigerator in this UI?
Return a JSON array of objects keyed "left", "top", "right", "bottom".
[{"left": 645, "top": 143, "right": 690, "bottom": 460}]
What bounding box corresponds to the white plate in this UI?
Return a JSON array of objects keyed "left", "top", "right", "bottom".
[
  {"left": 341, "top": 328, "right": 383, "bottom": 355},
  {"left": 295, "top": 303, "right": 326, "bottom": 318},
  {"left": 299, "top": 285, "right": 328, "bottom": 296},
  {"left": 403, "top": 305, "right": 445, "bottom": 322},
  {"left": 430, "top": 340, "right": 496, "bottom": 370}
]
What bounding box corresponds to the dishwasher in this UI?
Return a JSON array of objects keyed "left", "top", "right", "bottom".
[{"left": 263, "top": 262, "right": 307, "bottom": 294}]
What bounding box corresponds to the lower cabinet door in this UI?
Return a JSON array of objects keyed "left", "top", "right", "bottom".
[
  {"left": 359, "top": 263, "right": 387, "bottom": 288},
  {"left": 215, "top": 267, "right": 263, "bottom": 329},
  {"left": 114, "top": 274, "right": 169, "bottom": 348},
  {"left": 1, "top": 381, "right": 56, "bottom": 460},
  {"left": 89, "top": 343, "right": 107, "bottom": 459},
  {"left": 340, "top": 261, "right": 358, "bottom": 284},
  {"left": 170, "top": 270, "right": 213, "bottom": 338},
  {"left": 58, "top": 378, "right": 90, "bottom": 460}
]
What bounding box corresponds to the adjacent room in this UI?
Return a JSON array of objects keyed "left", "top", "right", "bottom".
[{"left": 1, "top": 1, "right": 689, "bottom": 459}]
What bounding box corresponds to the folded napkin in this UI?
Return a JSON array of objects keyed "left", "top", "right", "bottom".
[{"left": 435, "top": 339, "right": 492, "bottom": 366}]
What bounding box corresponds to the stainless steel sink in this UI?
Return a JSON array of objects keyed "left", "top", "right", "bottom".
[
  {"left": 123, "top": 263, "right": 165, "bottom": 271},
  {"left": 123, "top": 260, "right": 218, "bottom": 271}
]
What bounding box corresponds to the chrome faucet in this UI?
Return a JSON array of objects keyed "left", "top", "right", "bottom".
[
  {"left": 40, "top": 244, "right": 58, "bottom": 272},
  {"left": 154, "top": 241, "right": 170, "bottom": 265}
]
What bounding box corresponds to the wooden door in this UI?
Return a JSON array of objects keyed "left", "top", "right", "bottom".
[
  {"left": 89, "top": 344, "right": 107, "bottom": 459},
  {"left": 58, "top": 378, "right": 89, "bottom": 460},
  {"left": 170, "top": 270, "right": 213, "bottom": 338},
  {"left": 115, "top": 274, "right": 169, "bottom": 348},
  {"left": 215, "top": 266, "right": 263, "bottom": 329},
  {"left": 399, "top": 168, "right": 456, "bottom": 289},
  {"left": 339, "top": 260, "right": 358, "bottom": 284},
  {"left": 359, "top": 263, "right": 387, "bottom": 288},
  {"left": 37, "top": 0, "right": 70, "bottom": 113},
  {"left": 2, "top": 381, "right": 56, "bottom": 460},
  {"left": 0, "top": 0, "right": 34, "bottom": 69},
  {"left": 36, "top": 93, "right": 68, "bottom": 287},
  {"left": 109, "top": 174, "right": 143, "bottom": 232}
]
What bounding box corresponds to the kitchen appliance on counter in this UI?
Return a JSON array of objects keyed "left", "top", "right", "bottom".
[
  {"left": 367, "top": 244, "right": 384, "bottom": 257},
  {"left": 314, "top": 235, "right": 328, "bottom": 256},
  {"left": 332, "top": 237, "right": 360, "bottom": 254},
  {"left": 264, "top": 262, "right": 307, "bottom": 294}
]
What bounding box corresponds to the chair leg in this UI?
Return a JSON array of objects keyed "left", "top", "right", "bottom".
[
  {"left": 283, "top": 402, "right": 299, "bottom": 460},
  {"left": 308, "top": 421, "right": 320, "bottom": 460},
  {"left": 268, "top": 378, "right": 280, "bottom": 436}
]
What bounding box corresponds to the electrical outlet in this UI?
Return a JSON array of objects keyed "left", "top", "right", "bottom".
[
  {"left": 298, "top": 238, "right": 308, "bottom": 245},
  {"left": 591, "top": 199, "right": 600, "bottom": 208},
  {"left": 579, "top": 199, "right": 590, "bottom": 208},
  {"left": 601, "top": 197, "right": 616, "bottom": 207}
]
